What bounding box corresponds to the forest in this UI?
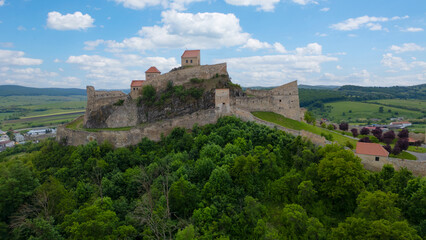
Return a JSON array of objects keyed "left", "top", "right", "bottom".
[{"left": 0, "top": 116, "right": 424, "bottom": 239}]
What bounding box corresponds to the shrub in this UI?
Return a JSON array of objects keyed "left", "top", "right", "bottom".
[
  {"left": 190, "top": 78, "right": 203, "bottom": 84},
  {"left": 327, "top": 124, "right": 335, "bottom": 130},
  {"left": 359, "top": 137, "right": 371, "bottom": 143},
  {"left": 372, "top": 127, "right": 383, "bottom": 140},
  {"left": 383, "top": 131, "right": 395, "bottom": 144},
  {"left": 396, "top": 138, "right": 409, "bottom": 151},
  {"left": 321, "top": 133, "right": 333, "bottom": 141},
  {"left": 345, "top": 141, "right": 354, "bottom": 149},
  {"left": 392, "top": 145, "right": 401, "bottom": 155},
  {"left": 360, "top": 127, "right": 370, "bottom": 135},
  {"left": 321, "top": 122, "right": 326, "bottom": 128},
  {"left": 351, "top": 128, "right": 359, "bottom": 137},
  {"left": 383, "top": 144, "right": 392, "bottom": 153},
  {"left": 339, "top": 122, "right": 349, "bottom": 131},
  {"left": 113, "top": 99, "right": 124, "bottom": 106},
  {"left": 141, "top": 85, "right": 157, "bottom": 105},
  {"left": 398, "top": 128, "right": 409, "bottom": 139}
]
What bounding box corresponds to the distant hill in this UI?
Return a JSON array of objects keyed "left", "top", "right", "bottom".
[
  {"left": 338, "top": 84, "right": 426, "bottom": 101},
  {"left": 0, "top": 85, "right": 86, "bottom": 96},
  {"left": 298, "top": 84, "right": 340, "bottom": 90}
]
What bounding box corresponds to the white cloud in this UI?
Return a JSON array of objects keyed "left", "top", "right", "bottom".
[
  {"left": 390, "top": 43, "right": 424, "bottom": 53},
  {"left": 88, "top": 10, "right": 254, "bottom": 51},
  {"left": 0, "top": 49, "right": 43, "bottom": 66},
  {"left": 330, "top": 15, "right": 407, "bottom": 31},
  {"left": 315, "top": 32, "right": 327, "bottom": 37},
  {"left": 224, "top": 0, "right": 280, "bottom": 11},
  {"left": 336, "top": 65, "right": 342, "bottom": 70},
  {"left": 0, "top": 67, "right": 78, "bottom": 87},
  {"left": 214, "top": 44, "right": 337, "bottom": 86},
  {"left": 295, "top": 43, "right": 322, "bottom": 55},
  {"left": 66, "top": 54, "right": 179, "bottom": 88},
  {"left": 401, "top": 27, "right": 424, "bottom": 32},
  {"left": 47, "top": 11, "right": 95, "bottom": 31},
  {"left": 292, "top": 0, "right": 317, "bottom": 5},
  {"left": 273, "top": 42, "right": 287, "bottom": 53},
  {"left": 0, "top": 0, "right": 4, "bottom": 6},
  {"left": 17, "top": 26, "right": 26, "bottom": 31},
  {"left": 320, "top": 7, "right": 329, "bottom": 12},
  {"left": 113, "top": 0, "right": 204, "bottom": 10},
  {"left": 381, "top": 53, "right": 410, "bottom": 70},
  {"left": 242, "top": 38, "right": 272, "bottom": 50}
]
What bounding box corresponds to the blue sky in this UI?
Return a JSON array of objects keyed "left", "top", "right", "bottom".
[{"left": 0, "top": 0, "right": 425, "bottom": 89}]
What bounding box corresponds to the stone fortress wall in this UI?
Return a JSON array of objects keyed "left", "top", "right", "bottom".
[
  {"left": 84, "top": 86, "right": 127, "bottom": 125},
  {"left": 234, "top": 81, "right": 301, "bottom": 121}
]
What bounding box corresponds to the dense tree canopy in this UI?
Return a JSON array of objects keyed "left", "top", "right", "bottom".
[{"left": 0, "top": 116, "right": 423, "bottom": 239}]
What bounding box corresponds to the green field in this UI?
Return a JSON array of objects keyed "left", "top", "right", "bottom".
[
  {"left": 367, "top": 99, "right": 426, "bottom": 112},
  {"left": 252, "top": 111, "right": 357, "bottom": 146},
  {"left": 0, "top": 95, "right": 86, "bottom": 130},
  {"left": 322, "top": 101, "right": 424, "bottom": 123}
]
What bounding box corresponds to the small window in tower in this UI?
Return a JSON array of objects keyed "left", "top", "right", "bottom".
[
  {"left": 375, "top": 157, "right": 379, "bottom": 161},
  {"left": 190, "top": 60, "right": 193, "bottom": 63},
  {"left": 186, "top": 60, "right": 188, "bottom": 63},
  {"left": 133, "top": 88, "right": 135, "bottom": 90},
  {"left": 279, "top": 99, "right": 282, "bottom": 102}
]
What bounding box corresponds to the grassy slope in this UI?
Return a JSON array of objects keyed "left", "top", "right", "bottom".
[
  {"left": 367, "top": 99, "right": 426, "bottom": 112},
  {"left": 324, "top": 101, "right": 423, "bottom": 123},
  {"left": 252, "top": 111, "right": 357, "bottom": 146}
]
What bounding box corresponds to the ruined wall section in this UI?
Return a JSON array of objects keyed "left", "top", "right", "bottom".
[
  {"left": 145, "top": 63, "right": 228, "bottom": 90},
  {"left": 84, "top": 86, "right": 127, "bottom": 126},
  {"left": 235, "top": 81, "right": 301, "bottom": 121},
  {"left": 358, "top": 154, "right": 426, "bottom": 177}
]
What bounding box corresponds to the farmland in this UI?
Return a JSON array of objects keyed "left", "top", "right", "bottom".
[
  {"left": 0, "top": 95, "right": 86, "bottom": 130},
  {"left": 320, "top": 101, "right": 424, "bottom": 124}
]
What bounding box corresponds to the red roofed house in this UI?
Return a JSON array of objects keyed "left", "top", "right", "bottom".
[
  {"left": 390, "top": 121, "right": 412, "bottom": 128},
  {"left": 181, "top": 50, "right": 200, "bottom": 66},
  {"left": 145, "top": 66, "right": 161, "bottom": 81},
  {"left": 356, "top": 142, "right": 389, "bottom": 167},
  {"left": 130, "top": 80, "right": 145, "bottom": 99}
]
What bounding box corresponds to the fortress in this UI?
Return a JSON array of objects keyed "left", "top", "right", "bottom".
[{"left": 57, "top": 50, "right": 303, "bottom": 147}]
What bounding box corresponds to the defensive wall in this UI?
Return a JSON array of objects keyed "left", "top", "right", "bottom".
[
  {"left": 358, "top": 154, "right": 426, "bottom": 177},
  {"left": 235, "top": 81, "right": 301, "bottom": 121},
  {"left": 145, "top": 63, "right": 228, "bottom": 91},
  {"left": 85, "top": 86, "right": 127, "bottom": 125}
]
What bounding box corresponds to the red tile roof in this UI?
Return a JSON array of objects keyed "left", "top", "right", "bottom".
[
  {"left": 131, "top": 80, "right": 145, "bottom": 87},
  {"left": 356, "top": 142, "right": 389, "bottom": 157},
  {"left": 182, "top": 50, "right": 200, "bottom": 58},
  {"left": 145, "top": 66, "right": 161, "bottom": 73}
]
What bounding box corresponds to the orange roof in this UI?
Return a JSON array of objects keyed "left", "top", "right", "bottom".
[
  {"left": 131, "top": 80, "right": 145, "bottom": 87},
  {"left": 408, "top": 137, "right": 416, "bottom": 143},
  {"left": 182, "top": 50, "right": 200, "bottom": 58},
  {"left": 145, "top": 66, "right": 161, "bottom": 73},
  {"left": 356, "top": 142, "right": 389, "bottom": 157},
  {"left": 391, "top": 121, "right": 411, "bottom": 125}
]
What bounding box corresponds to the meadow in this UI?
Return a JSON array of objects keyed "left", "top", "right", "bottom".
[{"left": 322, "top": 101, "right": 424, "bottom": 123}]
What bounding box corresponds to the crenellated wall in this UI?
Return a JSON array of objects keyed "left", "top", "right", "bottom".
[
  {"left": 235, "top": 81, "right": 301, "bottom": 121},
  {"left": 84, "top": 86, "right": 127, "bottom": 126}
]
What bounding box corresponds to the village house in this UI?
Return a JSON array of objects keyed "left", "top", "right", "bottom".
[
  {"left": 0, "top": 140, "right": 15, "bottom": 152},
  {"left": 389, "top": 121, "right": 412, "bottom": 129},
  {"left": 356, "top": 142, "right": 389, "bottom": 162},
  {"left": 181, "top": 50, "right": 200, "bottom": 66}
]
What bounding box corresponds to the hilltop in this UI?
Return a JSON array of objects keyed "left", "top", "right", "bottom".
[{"left": 0, "top": 85, "right": 86, "bottom": 96}]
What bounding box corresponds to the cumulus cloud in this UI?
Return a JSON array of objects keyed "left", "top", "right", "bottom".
[
  {"left": 47, "top": 11, "right": 95, "bottom": 31},
  {"left": 113, "top": 0, "right": 204, "bottom": 10},
  {"left": 86, "top": 10, "right": 255, "bottom": 51},
  {"left": 224, "top": 0, "right": 280, "bottom": 11},
  {"left": 291, "top": 0, "right": 317, "bottom": 5},
  {"left": 0, "top": 49, "right": 43, "bottom": 66},
  {"left": 330, "top": 15, "right": 408, "bottom": 31},
  {"left": 214, "top": 43, "right": 337, "bottom": 86},
  {"left": 390, "top": 43, "right": 424, "bottom": 53},
  {"left": 0, "top": 0, "right": 4, "bottom": 6},
  {"left": 401, "top": 27, "right": 424, "bottom": 32},
  {"left": 320, "top": 7, "right": 329, "bottom": 12},
  {"left": 381, "top": 53, "right": 410, "bottom": 70},
  {"left": 66, "top": 54, "right": 178, "bottom": 88}
]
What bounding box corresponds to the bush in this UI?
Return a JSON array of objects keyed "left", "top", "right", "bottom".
[
  {"left": 321, "top": 132, "right": 333, "bottom": 141},
  {"left": 351, "top": 128, "right": 359, "bottom": 137},
  {"left": 360, "top": 127, "right": 370, "bottom": 135},
  {"left": 392, "top": 145, "right": 401, "bottom": 155},
  {"left": 321, "top": 122, "right": 326, "bottom": 128},
  {"left": 383, "top": 131, "right": 395, "bottom": 144},
  {"left": 141, "top": 85, "right": 157, "bottom": 105},
  {"left": 339, "top": 122, "right": 349, "bottom": 131},
  {"left": 383, "top": 144, "right": 392, "bottom": 153},
  {"left": 398, "top": 128, "right": 409, "bottom": 139},
  {"left": 327, "top": 124, "right": 335, "bottom": 130},
  {"left": 190, "top": 78, "right": 203, "bottom": 84},
  {"left": 372, "top": 127, "right": 383, "bottom": 140},
  {"left": 396, "top": 138, "right": 409, "bottom": 151},
  {"left": 359, "top": 137, "right": 371, "bottom": 143},
  {"left": 113, "top": 99, "right": 124, "bottom": 106},
  {"left": 345, "top": 141, "right": 354, "bottom": 149}
]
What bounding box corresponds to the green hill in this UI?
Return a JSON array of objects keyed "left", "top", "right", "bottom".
[{"left": 0, "top": 85, "right": 86, "bottom": 96}]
